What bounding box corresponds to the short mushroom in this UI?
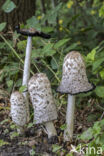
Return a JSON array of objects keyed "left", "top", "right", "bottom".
[
  {"left": 10, "top": 91, "right": 27, "bottom": 134},
  {"left": 57, "top": 51, "right": 95, "bottom": 141},
  {"left": 28, "top": 73, "right": 57, "bottom": 139}
]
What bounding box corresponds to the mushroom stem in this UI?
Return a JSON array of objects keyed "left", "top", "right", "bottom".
[
  {"left": 44, "top": 121, "right": 57, "bottom": 138},
  {"left": 22, "top": 36, "right": 32, "bottom": 122},
  {"left": 64, "top": 95, "right": 75, "bottom": 142}
]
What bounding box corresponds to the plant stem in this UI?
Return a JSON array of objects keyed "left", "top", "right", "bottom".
[{"left": 64, "top": 95, "right": 75, "bottom": 141}]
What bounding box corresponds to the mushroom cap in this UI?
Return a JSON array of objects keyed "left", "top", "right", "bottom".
[
  {"left": 28, "top": 73, "right": 57, "bottom": 124},
  {"left": 57, "top": 51, "right": 95, "bottom": 95},
  {"left": 10, "top": 91, "right": 27, "bottom": 126},
  {"left": 15, "top": 25, "right": 51, "bottom": 38}
]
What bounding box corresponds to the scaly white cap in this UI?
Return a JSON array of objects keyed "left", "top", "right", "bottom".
[
  {"left": 28, "top": 73, "right": 57, "bottom": 124},
  {"left": 10, "top": 91, "right": 27, "bottom": 126},
  {"left": 57, "top": 51, "right": 95, "bottom": 95}
]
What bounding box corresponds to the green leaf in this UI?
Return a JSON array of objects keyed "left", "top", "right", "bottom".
[
  {"left": 80, "top": 128, "right": 93, "bottom": 141},
  {"left": 0, "top": 22, "right": 6, "bottom": 32},
  {"left": 65, "top": 43, "right": 78, "bottom": 52},
  {"left": 17, "top": 40, "right": 26, "bottom": 51},
  {"left": 100, "top": 69, "right": 104, "bottom": 79},
  {"left": 43, "top": 43, "right": 53, "bottom": 52},
  {"left": 0, "top": 119, "right": 9, "bottom": 125},
  {"left": 51, "top": 58, "right": 58, "bottom": 69},
  {"left": 54, "top": 39, "right": 70, "bottom": 49},
  {"left": 93, "top": 121, "right": 101, "bottom": 138},
  {"left": 99, "top": 119, "right": 104, "bottom": 127},
  {"left": 32, "top": 49, "right": 43, "bottom": 58},
  {"left": 2, "top": 0, "right": 16, "bottom": 13},
  {"left": 52, "top": 144, "right": 62, "bottom": 152},
  {"left": 10, "top": 124, "right": 16, "bottom": 129},
  {"left": 27, "top": 123, "right": 34, "bottom": 128},
  {"left": 92, "top": 58, "right": 104, "bottom": 71},
  {"left": 10, "top": 132, "right": 19, "bottom": 139},
  {"left": 95, "top": 86, "right": 104, "bottom": 98},
  {"left": 0, "top": 140, "right": 9, "bottom": 147},
  {"left": 100, "top": 134, "right": 104, "bottom": 144},
  {"left": 43, "top": 50, "right": 56, "bottom": 57},
  {"left": 16, "top": 79, "right": 22, "bottom": 87},
  {"left": 7, "top": 80, "right": 13, "bottom": 87},
  {"left": 87, "top": 48, "right": 96, "bottom": 61},
  {"left": 99, "top": 5, "right": 104, "bottom": 18},
  {"left": 60, "top": 124, "right": 67, "bottom": 130},
  {"left": 42, "top": 43, "right": 56, "bottom": 56},
  {"left": 19, "top": 85, "right": 27, "bottom": 93},
  {"left": 42, "top": 26, "right": 54, "bottom": 33},
  {"left": 26, "top": 16, "right": 41, "bottom": 31}
]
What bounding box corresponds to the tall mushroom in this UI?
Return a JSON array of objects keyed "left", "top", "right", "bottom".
[
  {"left": 28, "top": 73, "right": 57, "bottom": 139},
  {"left": 10, "top": 91, "right": 27, "bottom": 134},
  {"left": 15, "top": 25, "right": 51, "bottom": 123},
  {"left": 57, "top": 51, "right": 95, "bottom": 141}
]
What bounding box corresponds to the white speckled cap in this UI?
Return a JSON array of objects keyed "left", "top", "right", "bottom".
[
  {"left": 10, "top": 91, "right": 27, "bottom": 126},
  {"left": 28, "top": 73, "right": 58, "bottom": 124},
  {"left": 57, "top": 51, "right": 95, "bottom": 95}
]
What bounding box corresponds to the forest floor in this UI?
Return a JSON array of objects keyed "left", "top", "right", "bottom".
[{"left": 0, "top": 89, "right": 102, "bottom": 156}]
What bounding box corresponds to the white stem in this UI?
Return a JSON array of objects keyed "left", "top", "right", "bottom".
[
  {"left": 64, "top": 95, "right": 75, "bottom": 142},
  {"left": 22, "top": 92, "right": 30, "bottom": 123},
  {"left": 22, "top": 36, "right": 32, "bottom": 122},
  {"left": 22, "top": 37, "right": 32, "bottom": 86},
  {"left": 44, "top": 121, "right": 57, "bottom": 138}
]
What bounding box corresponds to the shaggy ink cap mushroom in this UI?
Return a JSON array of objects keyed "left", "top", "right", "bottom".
[
  {"left": 28, "top": 73, "right": 57, "bottom": 124},
  {"left": 15, "top": 25, "right": 51, "bottom": 39},
  {"left": 14, "top": 25, "right": 51, "bottom": 124},
  {"left": 57, "top": 51, "right": 95, "bottom": 95},
  {"left": 28, "top": 73, "right": 57, "bottom": 139},
  {"left": 57, "top": 51, "right": 95, "bottom": 142},
  {"left": 10, "top": 91, "right": 27, "bottom": 133}
]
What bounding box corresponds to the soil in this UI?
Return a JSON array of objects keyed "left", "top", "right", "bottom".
[{"left": 0, "top": 90, "right": 102, "bottom": 156}]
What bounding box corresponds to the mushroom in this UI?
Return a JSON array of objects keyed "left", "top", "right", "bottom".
[
  {"left": 10, "top": 26, "right": 51, "bottom": 134},
  {"left": 15, "top": 25, "right": 51, "bottom": 123},
  {"left": 10, "top": 91, "right": 27, "bottom": 134},
  {"left": 28, "top": 73, "right": 57, "bottom": 139},
  {"left": 57, "top": 51, "right": 95, "bottom": 141}
]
